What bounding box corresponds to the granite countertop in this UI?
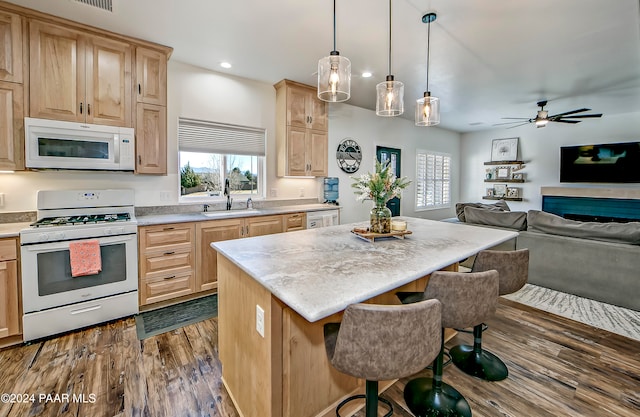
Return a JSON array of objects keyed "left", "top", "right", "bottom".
[
  {"left": 0, "top": 222, "right": 32, "bottom": 238},
  {"left": 136, "top": 204, "right": 340, "bottom": 226},
  {"left": 211, "top": 217, "right": 518, "bottom": 322}
]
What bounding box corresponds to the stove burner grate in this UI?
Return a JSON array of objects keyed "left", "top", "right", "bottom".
[{"left": 31, "top": 213, "right": 131, "bottom": 227}]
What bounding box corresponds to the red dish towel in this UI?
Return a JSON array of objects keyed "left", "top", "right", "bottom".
[{"left": 69, "top": 239, "right": 102, "bottom": 277}]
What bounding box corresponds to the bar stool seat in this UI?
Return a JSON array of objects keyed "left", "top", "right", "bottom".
[
  {"left": 449, "top": 249, "right": 529, "bottom": 381},
  {"left": 324, "top": 299, "right": 442, "bottom": 417},
  {"left": 401, "top": 269, "right": 500, "bottom": 417}
]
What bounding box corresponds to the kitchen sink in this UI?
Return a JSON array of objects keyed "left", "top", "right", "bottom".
[{"left": 202, "top": 209, "right": 259, "bottom": 218}]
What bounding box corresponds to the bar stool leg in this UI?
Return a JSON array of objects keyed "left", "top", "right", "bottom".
[
  {"left": 335, "top": 380, "right": 393, "bottom": 417},
  {"left": 449, "top": 324, "right": 508, "bottom": 381},
  {"left": 404, "top": 329, "right": 472, "bottom": 417}
]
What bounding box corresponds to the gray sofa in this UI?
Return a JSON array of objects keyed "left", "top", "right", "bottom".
[{"left": 453, "top": 203, "right": 640, "bottom": 311}]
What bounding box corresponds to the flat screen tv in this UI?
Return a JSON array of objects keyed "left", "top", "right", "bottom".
[{"left": 560, "top": 141, "right": 640, "bottom": 183}]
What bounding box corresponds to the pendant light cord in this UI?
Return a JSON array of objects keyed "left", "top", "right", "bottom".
[
  {"left": 426, "top": 17, "right": 431, "bottom": 92},
  {"left": 388, "top": 0, "right": 392, "bottom": 75},
  {"left": 333, "top": 0, "right": 336, "bottom": 51}
]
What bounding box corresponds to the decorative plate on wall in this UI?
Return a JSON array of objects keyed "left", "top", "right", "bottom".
[{"left": 336, "top": 138, "right": 362, "bottom": 173}]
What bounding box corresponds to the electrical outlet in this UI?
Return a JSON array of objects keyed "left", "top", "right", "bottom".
[
  {"left": 256, "top": 305, "right": 265, "bottom": 337},
  {"left": 270, "top": 188, "right": 277, "bottom": 198}
]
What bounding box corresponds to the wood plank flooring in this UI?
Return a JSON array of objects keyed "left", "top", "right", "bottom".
[{"left": 1, "top": 298, "right": 638, "bottom": 417}]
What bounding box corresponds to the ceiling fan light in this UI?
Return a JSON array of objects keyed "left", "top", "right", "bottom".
[
  {"left": 535, "top": 119, "right": 548, "bottom": 127},
  {"left": 415, "top": 92, "right": 440, "bottom": 126},
  {"left": 376, "top": 76, "right": 404, "bottom": 116},
  {"left": 318, "top": 52, "right": 351, "bottom": 102}
]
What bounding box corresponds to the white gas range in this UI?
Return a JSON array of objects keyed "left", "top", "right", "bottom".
[{"left": 20, "top": 189, "right": 139, "bottom": 341}]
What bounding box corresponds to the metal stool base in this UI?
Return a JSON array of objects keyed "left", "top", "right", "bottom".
[
  {"left": 449, "top": 344, "right": 508, "bottom": 381},
  {"left": 336, "top": 393, "right": 393, "bottom": 417},
  {"left": 404, "top": 377, "right": 471, "bottom": 417}
]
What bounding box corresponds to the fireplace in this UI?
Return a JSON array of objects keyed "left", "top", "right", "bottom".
[{"left": 541, "top": 187, "right": 640, "bottom": 223}]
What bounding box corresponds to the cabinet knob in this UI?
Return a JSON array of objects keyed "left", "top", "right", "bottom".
[
  {"left": 138, "top": 83, "right": 141, "bottom": 95},
  {"left": 79, "top": 102, "right": 83, "bottom": 114},
  {"left": 138, "top": 155, "right": 142, "bottom": 165},
  {"left": 87, "top": 103, "right": 91, "bottom": 116},
  {"left": 164, "top": 275, "right": 177, "bottom": 280},
  {"left": 163, "top": 251, "right": 175, "bottom": 255}
]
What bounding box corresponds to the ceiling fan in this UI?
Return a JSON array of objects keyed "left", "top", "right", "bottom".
[{"left": 495, "top": 100, "right": 603, "bottom": 128}]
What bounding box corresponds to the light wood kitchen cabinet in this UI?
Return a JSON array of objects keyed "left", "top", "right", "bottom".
[
  {"left": 247, "top": 215, "right": 284, "bottom": 237},
  {"left": 283, "top": 212, "right": 306, "bottom": 232},
  {"left": 0, "top": 238, "right": 20, "bottom": 343},
  {"left": 135, "top": 47, "right": 167, "bottom": 106},
  {"left": 138, "top": 223, "right": 196, "bottom": 306},
  {"left": 0, "top": 81, "right": 24, "bottom": 170},
  {"left": 136, "top": 102, "right": 167, "bottom": 174},
  {"left": 196, "top": 218, "right": 244, "bottom": 293},
  {"left": 0, "top": 10, "right": 23, "bottom": 84},
  {"left": 275, "top": 79, "right": 328, "bottom": 177},
  {"left": 29, "top": 20, "right": 133, "bottom": 127}
]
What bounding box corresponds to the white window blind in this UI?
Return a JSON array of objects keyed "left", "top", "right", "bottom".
[
  {"left": 416, "top": 150, "right": 451, "bottom": 210},
  {"left": 178, "top": 117, "right": 266, "bottom": 156}
]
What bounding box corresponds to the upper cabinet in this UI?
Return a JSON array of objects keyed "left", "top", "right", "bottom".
[
  {"left": 275, "top": 79, "right": 328, "bottom": 177},
  {"left": 0, "top": 10, "right": 23, "bottom": 84},
  {"left": 136, "top": 47, "right": 167, "bottom": 106},
  {"left": 29, "top": 20, "right": 132, "bottom": 127}
]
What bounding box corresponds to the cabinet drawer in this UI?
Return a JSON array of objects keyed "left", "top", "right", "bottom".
[
  {"left": 0, "top": 239, "right": 17, "bottom": 261},
  {"left": 141, "top": 250, "right": 193, "bottom": 278},
  {"left": 141, "top": 272, "right": 194, "bottom": 305},
  {"left": 140, "top": 223, "right": 194, "bottom": 253},
  {"left": 284, "top": 213, "right": 306, "bottom": 231}
]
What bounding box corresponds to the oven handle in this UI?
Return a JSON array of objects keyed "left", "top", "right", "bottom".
[
  {"left": 21, "top": 234, "right": 136, "bottom": 252},
  {"left": 70, "top": 304, "right": 102, "bottom": 315}
]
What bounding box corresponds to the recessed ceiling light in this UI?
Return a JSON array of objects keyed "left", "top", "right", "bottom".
[
  {"left": 220, "top": 62, "right": 232, "bottom": 69},
  {"left": 362, "top": 72, "right": 372, "bottom": 78}
]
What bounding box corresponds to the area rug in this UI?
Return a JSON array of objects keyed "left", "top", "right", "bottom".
[{"left": 135, "top": 294, "right": 218, "bottom": 340}]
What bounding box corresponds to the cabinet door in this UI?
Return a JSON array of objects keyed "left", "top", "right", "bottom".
[
  {"left": 136, "top": 102, "right": 167, "bottom": 174},
  {"left": 29, "top": 21, "right": 85, "bottom": 122},
  {"left": 308, "top": 95, "right": 327, "bottom": 131},
  {"left": 86, "top": 36, "right": 132, "bottom": 127},
  {"left": 196, "top": 219, "right": 243, "bottom": 293},
  {"left": 0, "top": 11, "right": 23, "bottom": 84},
  {"left": 283, "top": 212, "right": 306, "bottom": 232},
  {"left": 0, "top": 260, "right": 19, "bottom": 339},
  {"left": 286, "top": 85, "right": 309, "bottom": 128},
  {"left": 135, "top": 47, "right": 167, "bottom": 106},
  {"left": 247, "top": 215, "right": 283, "bottom": 237},
  {"left": 0, "top": 81, "right": 24, "bottom": 170},
  {"left": 308, "top": 130, "right": 328, "bottom": 177},
  {"left": 286, "top": 126, "right": 308, "bottom": 176}
]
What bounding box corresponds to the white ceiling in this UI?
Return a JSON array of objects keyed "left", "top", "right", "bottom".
[{"left": 7, "top": 0, "right": 640, "bottom": 133}]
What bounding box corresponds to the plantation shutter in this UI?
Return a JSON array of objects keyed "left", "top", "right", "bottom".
[
  {"left": 178, "top": 117, "right": 266, "bottom": 156},
  {"left": 416, "top": 151, "right": 451, "bottom": 209}
]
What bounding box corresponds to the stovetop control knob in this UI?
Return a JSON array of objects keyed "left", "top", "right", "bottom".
[
  {"left": 53, "top": 232, "right": 65, "bottom": 241},
  {"left": 38, "top": 233, "right": 50, "bottom": 242}
]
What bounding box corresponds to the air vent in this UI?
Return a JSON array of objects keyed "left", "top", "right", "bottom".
[{"left": 74, "top": 0, "right": 112, "bottom": 12}]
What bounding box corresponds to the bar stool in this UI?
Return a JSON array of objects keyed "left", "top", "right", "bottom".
[
  {"left": 449, "top": 249, "right": 529, "bottom": 381},
  {"left": 324, "top": 299, "right": 443, "bottom": 417},
  {"left": 401, "top": 270, "right": 500, "bottom": 417}
]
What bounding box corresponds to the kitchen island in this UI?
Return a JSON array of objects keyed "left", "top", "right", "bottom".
[{"left": 211, "top": 217, "right": 517, "bottom": 417}]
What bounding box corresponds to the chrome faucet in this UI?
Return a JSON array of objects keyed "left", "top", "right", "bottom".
[
  {"left": 203, "top": 204, "right": 210, "bottom": 212},
  {"left": 224, "top": 178, "right": 232, "bottom": 210}
]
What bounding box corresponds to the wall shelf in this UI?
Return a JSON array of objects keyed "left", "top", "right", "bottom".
[
  {"left": 483, "top": 196, "right": 523, "bottom": 202},
  {"left": 484, "top": 161, "right": 524, "bottom": 166},
  {"left": 485, "top": 179, "right": 525, "bottom": 183}
]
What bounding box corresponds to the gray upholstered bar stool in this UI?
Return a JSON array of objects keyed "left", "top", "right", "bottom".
[
  {"left": 324, "top": 299, "right": 443, "bottom": 417},
  {"left": 449, "top": 249, "right": 529, "bottom": 381},
  {"left": 401, "top": 270, "right": 499, "bottom": 417}
]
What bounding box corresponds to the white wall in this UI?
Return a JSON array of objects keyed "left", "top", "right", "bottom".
[
  {"left": 460, "top": 111, "right": 640, "bottom": 211},
  {"left": 0, "top": 60, "right": 319, "bottom": 213},
  {"left": 328, "top": 104, "right": 461, "bottom": 224}
]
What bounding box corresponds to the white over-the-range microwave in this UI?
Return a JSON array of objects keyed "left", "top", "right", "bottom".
[{"left": 24, "top": 117, "right": 135, "bottom": 171}]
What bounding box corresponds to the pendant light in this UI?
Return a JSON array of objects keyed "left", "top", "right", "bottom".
[
  {"left": 415, "top": 12, "right": 440, "bottom": 126},
  {"left": 376, "top": 0, "right": 404, "bottom": 116},
  {"left": 318, "top": 0, "right": 351, "bottom": 102}
]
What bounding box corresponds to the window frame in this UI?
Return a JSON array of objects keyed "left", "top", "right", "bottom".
[{"left": 415, "top": 149, "right": 452, "bottom": 211}]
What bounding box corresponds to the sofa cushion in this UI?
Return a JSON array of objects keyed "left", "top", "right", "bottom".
[
  {"left": 527, "top": 210, "right": 640, "bottom": 245},
  {"left": 455, "top": 200, "right": 510, "bottom": 222},
  {"left": 463, "top": 206, "right": 527, "bottom": 230}
]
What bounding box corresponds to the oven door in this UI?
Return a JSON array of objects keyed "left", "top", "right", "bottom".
[{"left": 21, "top": 234, "right": 138, "bottom": 313}]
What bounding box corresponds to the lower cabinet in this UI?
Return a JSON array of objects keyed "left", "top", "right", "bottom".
[{"left": 0, "top": 238, "right": 20, "bottom": 344}]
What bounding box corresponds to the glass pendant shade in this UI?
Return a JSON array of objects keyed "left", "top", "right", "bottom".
[
  {"left": 376, "top": 76, "right": 404, "bottom": 116},
  {"left": 318, "top": 52, "right": 351, "bottom": 102},
  {"left": 415, "top": 92, "right": 440, "bottom": 126}
]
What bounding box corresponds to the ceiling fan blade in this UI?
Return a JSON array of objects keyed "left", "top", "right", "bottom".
[
  {"left": 493, "top": 120, "right": 531, "bottom": 126},
  {"left": 500, "top": 117, "right": 530, "bottom": 120},
  {"left": 547, "top": 108, "right": 590, "bottom": 118},
  {"left": 552, "top": 119, "right": 581, "bottom": 124},
  {"left": 506, "top": 122, "right": 530, "bottom": 129},
  {"left": 555, "top": 113, "right": 603, "bottom": 119}
]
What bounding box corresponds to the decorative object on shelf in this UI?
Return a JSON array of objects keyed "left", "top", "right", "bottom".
[
  {"left": 493, "top": 184, "right": 507, "bottom": 198},
  {"left": 415, "top": 12, "right": 440, "bottom": 126},
  {"left": 507, "top": 187, "right": 520, "bottom": 198},
  {"left": 486, "top": 188, "right": 494, "bottom": 197},
  {"left": 485, "top": 168, "right": 493, "bottom": 179},
  {"left": 511, "top": 172, "right": 524, "bottom": 180},
  {"left": 351, "top": 159, "right": 411, "bottom": 233},
  {"left": 495, "top": 166, "right": 511, "bottom": 179},
  {"left": 317, "top": 0, "right": 351, "bottom": 102},
  {"left": 491, "top": 137, "right": 519, "bottom": 162},
  {"left": 336, "top": 138, "right": 362, "bottom": 173},
  {"left": 376, "top": 0, "right": 404, "bottom": 116}
]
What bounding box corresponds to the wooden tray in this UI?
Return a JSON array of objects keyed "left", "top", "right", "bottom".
[{"left": 351, "top": 228, "right": 412, "bottom": 243}]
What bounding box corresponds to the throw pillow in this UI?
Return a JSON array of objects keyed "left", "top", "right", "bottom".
[
  {"left": 464, "top": 206, "right": 527, "bottom": 230},
  {"left": 455, "top": 200, "right": 510, "bottom": 222}
]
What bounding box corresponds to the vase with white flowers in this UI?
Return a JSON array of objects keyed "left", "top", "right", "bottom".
[{"left": 351, "top": 159, "right": 411, "bottom": 233}]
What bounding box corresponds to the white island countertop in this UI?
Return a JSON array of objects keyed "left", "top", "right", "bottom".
[{"left": 211, "top": 217, "right": 518, "bottom": 323}]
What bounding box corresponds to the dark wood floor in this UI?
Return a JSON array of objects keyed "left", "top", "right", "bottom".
[{"left": 1, "top": 298, "right": 638, "bottom": 417}]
